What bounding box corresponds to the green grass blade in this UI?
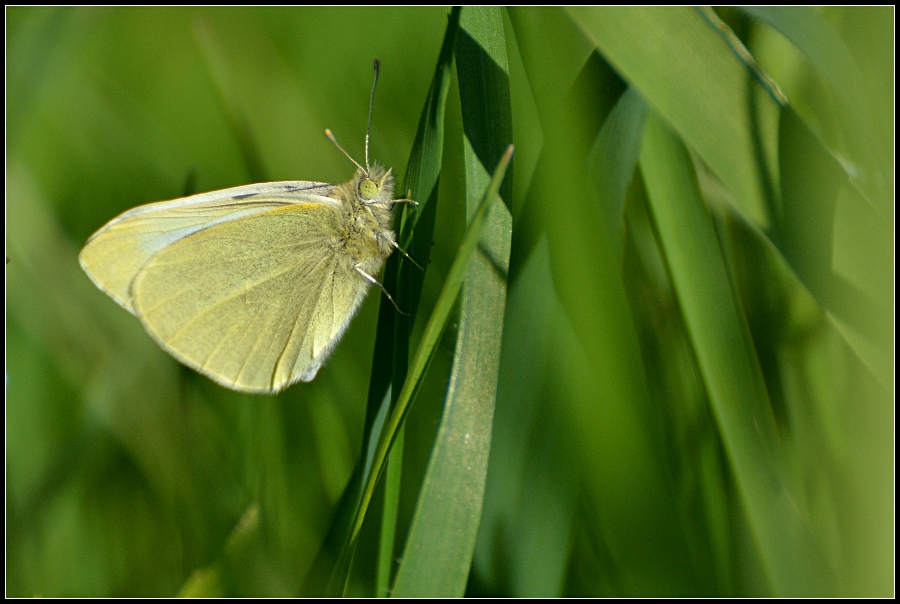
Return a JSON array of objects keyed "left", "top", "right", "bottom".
[
  {"left": 741, "top": 7, "right": 861, "bottom": 108},
  {"left": 740, "top": 6, "right": 887, "bottom": 206},
  {"left": 568, "top": 6, "right": 891, "bottom": 404},
  {"left": 586, "top": 85, "right": 648, "bottom": 263},
  {"left": 567, "top": 7, "right": 781, "bottom": 228},
  {"left": 472, "top": 236, "right": 582, "bottom": 597},
  {"left": 348, "top": 145, "right": 514, "bottom": 567},
  {"left": 376, "top": 428, "right": 404, "bottom": 597},
  {"left": 315, "top": 10, "right": 461, "bottom": 596},
  {"left": 640, "top": 112, "right": 834, "bottom": 595},
  {"left": 777, "top": 107, "right": 892, "bottom": 386},
  {"left": 177, "top": 504, "right": 260, "bottom": 597},
  {"left": 391, "top": 7, "right": 513, "bottom": 596},
  {"left": 507, "top": 10, "right": 705, "bottom": 595},
  {"left": 377, "top": 7, "right": 462, "bottom": 596},
  {"left": 491, "top": 60, "right": 693, "bottom": 592}
]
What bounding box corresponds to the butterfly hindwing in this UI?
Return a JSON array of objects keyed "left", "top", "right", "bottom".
[{"left": 130, "top": 200, "right": 370, "bottom": 393}]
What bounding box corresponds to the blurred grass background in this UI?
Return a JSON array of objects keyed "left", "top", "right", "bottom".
[{"left": 6, "top": 7, "right": 893, "bottom": 597}]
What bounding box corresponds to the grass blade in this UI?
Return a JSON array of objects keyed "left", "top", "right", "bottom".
[
  {"left": 567, "top": 7, "right": 781, "bottom": 227},
  {"left": 348, "top": 145, "right": 514, "bottom": 572},
  {"left": 392, "top": 7, "right": 513, "bottom": 596},
  {"left": 569, "top": 6, "right": 890, "bottom": 415},
  {"left": 312, "top": 10, "right": 461, "bottom": 596},
  {"left": 373, "top": 8, "right": 463, "bottom": 596},
  {"left": 640, "top": 112, "right": 834, "bottom": 595}
]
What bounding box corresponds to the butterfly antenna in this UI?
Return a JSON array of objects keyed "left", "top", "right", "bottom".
[
  {"left": 365, "top": 58, "right": 381, "bottom": 173},
  {"left": 325, "top": 129, "right": 365, "bottom": 173}
]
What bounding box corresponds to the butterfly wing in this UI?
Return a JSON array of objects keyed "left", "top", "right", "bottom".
[
  {"left": 129, "top": 200, "right": 370, "bottom": 393},
  {"left": 79, "top": 181, "right": 335, "bottom": 313}
]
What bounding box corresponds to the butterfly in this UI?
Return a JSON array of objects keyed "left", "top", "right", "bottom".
[{"left": 79, "top": 59, "right": 415, "bottom": 393}]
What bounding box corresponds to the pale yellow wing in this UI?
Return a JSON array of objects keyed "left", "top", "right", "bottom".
[
  {"left": 78, "top": 181, "right": 335, "bottom": 313},
  {"left": 130, "top": 202, "right": 370, "bottom": 393}
]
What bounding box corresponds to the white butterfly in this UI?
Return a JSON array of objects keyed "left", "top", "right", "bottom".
[{"left": 80, "top": 60, "right": 413, "bottom": 393}]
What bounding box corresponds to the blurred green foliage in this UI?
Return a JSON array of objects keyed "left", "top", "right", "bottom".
[{"left": 6, "top": 7, "right": 893, "bottom": 597}]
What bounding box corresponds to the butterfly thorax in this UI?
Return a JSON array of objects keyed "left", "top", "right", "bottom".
[{"left": 334, "top": 164, "right": 396, "bottom": 273}]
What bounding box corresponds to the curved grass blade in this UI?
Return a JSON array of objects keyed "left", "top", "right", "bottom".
[
  {"left": 508, "top": 10, "right": 706, "bottom": 595},
  {"left": 304, "top": 10, "right": 461, "bottom": 596},
  {"left": 740, "top": 6, "right": 886, "bottom": 205},
  {"left": 391, "top": 7, "right": 513, "bottom": 596},
  {"left": 567, "top": 7, "right": 782, "bottom": 228},
  {"left": 586, "top": 85, "right": 648, "bottom": 263},
  {"left": 777, "top": 107, "right": 891, "bottom": 386},
  {"left": 568, "top": 6, "right": 890, "bottom": 409},
  {"left": 640, "top": 113, "right": 835, "bottom": 595},
  {"left": 177, "top": 504, "right": 260, "bottom": 597},
  {"left": 346, "top": 145, "right": 514, "bottom": 588},
  {"left": 374, "top": 7, "right": 463, "bottom": 597}
]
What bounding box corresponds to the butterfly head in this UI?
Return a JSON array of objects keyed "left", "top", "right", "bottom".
[{"left": 358, "top": 164, "right": 393, "bottom": 202}]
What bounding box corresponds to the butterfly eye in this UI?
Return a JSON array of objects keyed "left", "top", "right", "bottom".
[{"left": 359, "top": 178, "right": 379, "bottom": 200}]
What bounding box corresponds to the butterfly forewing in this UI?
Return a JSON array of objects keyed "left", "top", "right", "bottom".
[
  {"left": 78, "top": 181, "right": 335, "bottom": 313},
  {"left": 130, "top": 201, "right": 370, "bottom": 393}
]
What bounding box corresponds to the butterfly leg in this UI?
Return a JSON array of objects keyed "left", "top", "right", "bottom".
[
  {"left": 377, "top": 233, "right": 424, "bottom": 271},
  {"left": 354, "top": 265, "right": 408, "bottom": 315}
]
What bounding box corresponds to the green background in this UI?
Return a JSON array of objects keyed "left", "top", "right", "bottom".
[{"left": 6, "top": 7, "right": 894, "bottom": 596}]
